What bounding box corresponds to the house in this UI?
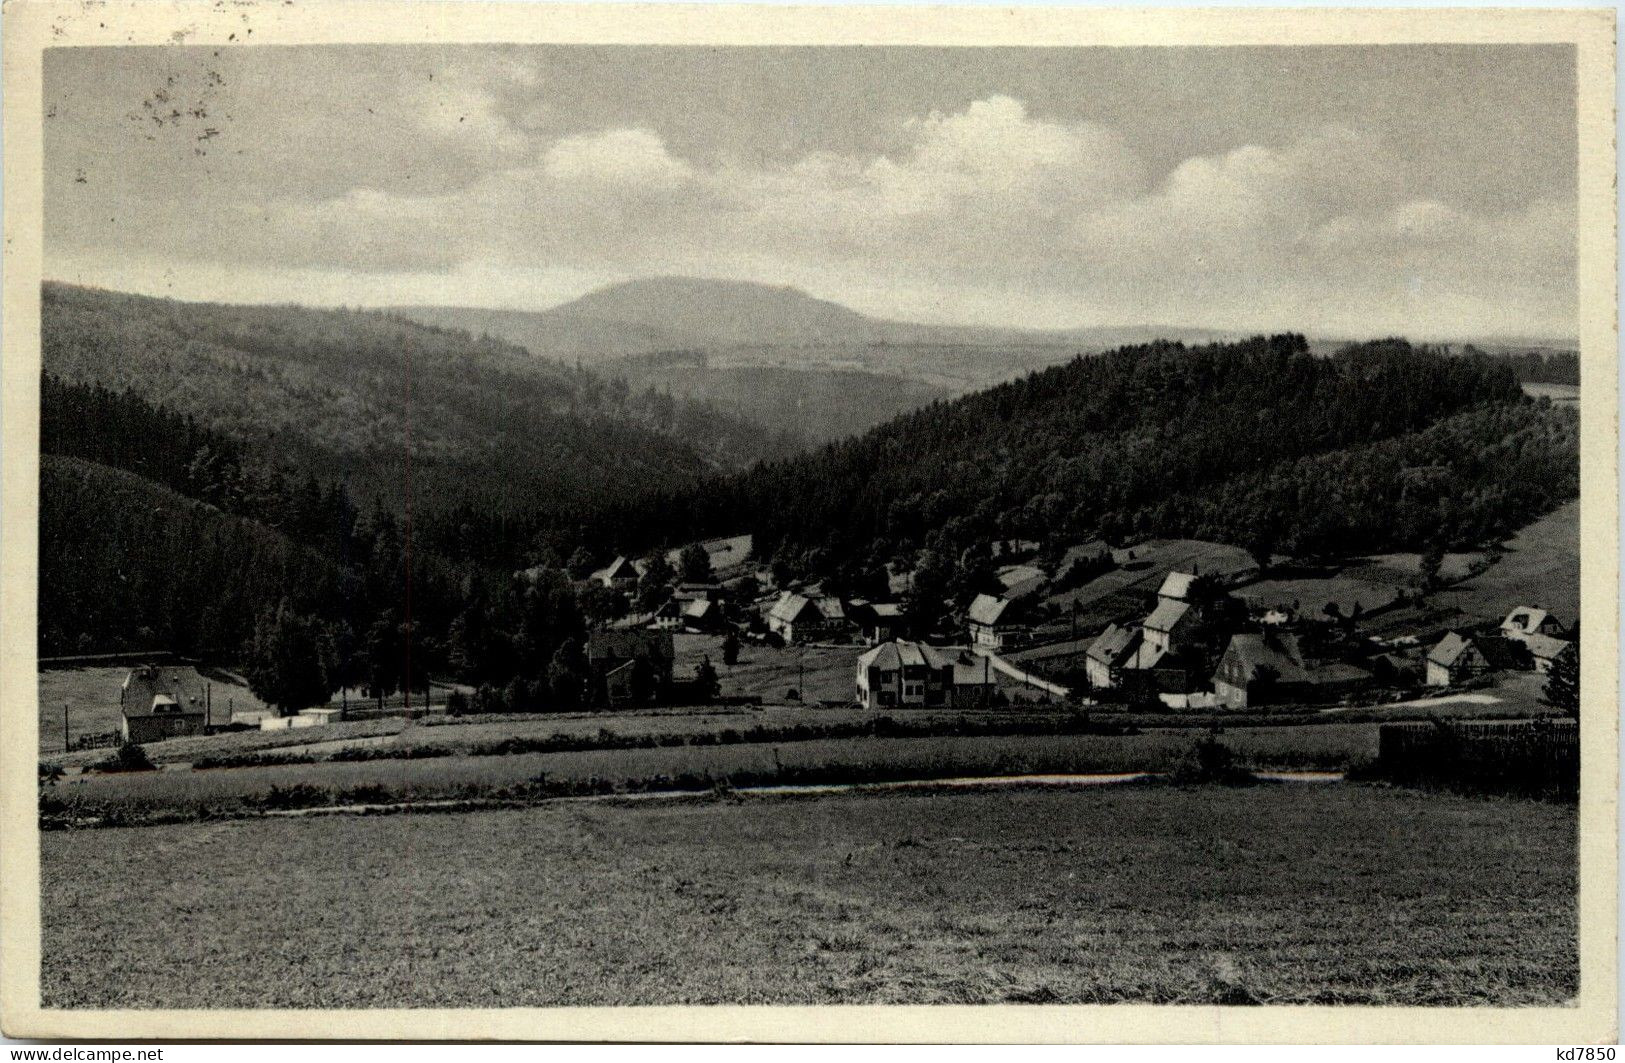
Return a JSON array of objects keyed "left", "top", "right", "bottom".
[
  {"left": 848, "top": 600, "right": 905, "bottom": 645},
  {"left": 1140, "top": 597, "right": 1199, "bottom": 657},
  {"left": 1424, "top": 631, "right": 1492, "bottom": 687},
  {"left": 1212, "top": 632, "right": 1372, "bottom": 709},
  {"left": 1500, "top": 606, "right": 1564, "bottom": 643},
  {"left": 592, "top": 556, "right": 646, "bottom": 592},
  {"left": 650, "top": 596, "right": 724, "bottom": 633},
  {"left": 967, "top": 593, "right": 1034, "bottom": 649},
  {"left": 1085, "top": 624, "right": 1140, "bottom": 689},
  {"left": 587, "top": 630, "right": 675, "bottom": 705},
  {"left": 119, "top": 664, "right": 207, "bottom": 743},
  {"left": 766, "top": 592, "right": 850, "bottom": 644},
  {"left": 1157, "top": 571, "right": 1197, "bottom": 603},
  {"left": 855, "top": 640, "right": 997, "bottom": 710},
  {"left": 1523, "top": 633, "right": 1573, "bottom": 675}
]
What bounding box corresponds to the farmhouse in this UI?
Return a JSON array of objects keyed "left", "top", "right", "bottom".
[
  {"left": 650, "top": 596, "right": 724, "bottom": 633},
  {"left": 1500, "top": 606, "right": 1564, "bottom": 642},
  {"left": 1211, "top": 632, "right": 1372, "bottom": 709},
  {"left": 592, "top": 556, "right": 646, "bottom": 592},
  {"left": 855, "top": 640, "right": 996, "bottom": 710},
  {"left": 1157, "top": 571, "right": 1197, "bottom": 602},
  {"left": 1141, "top": 597, "right": 1198, "bottom": 657},
  {"left": 119, "top": 664, "right": 207, "bottom": 743},
  {"left": 967, "top": 593, "right": 1035, "bottom": 649},
  {"left": 1523, "top": 633, "right": 1573, "bottom": 675},
  {"left": 848, "top": 600, "right": 904, "bottom": 645},
  {"left": 1424, "top": 631, "right": 1492, "bottom": 687},
  {"left": 1085, "top": 623, "right": 1140, "bottom": 689},
  {"left": 767, "top": 591, "right": 850, "bottom": 644},
  {"left": 587, "top": 630, "right": 675, "bottom": 705}
]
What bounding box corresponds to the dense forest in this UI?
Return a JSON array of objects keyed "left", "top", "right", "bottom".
[
  {"left": 1456, "top": 346, "right": 1580, "bottom": 386},
  {"left": 606, "top": 352, "right": 951, "bottom": 444},
  {"left": 41, "top": 282, "right": 801, "bottom": 523},
  {"left": 608, "top": 336, "right": 1574, "bottom": 571}
]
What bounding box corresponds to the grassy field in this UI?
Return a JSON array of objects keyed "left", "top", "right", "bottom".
[
  {"left": 45, "top": 724, "right": 1386, "bottom": 827},
  {"left": 38, "top": 666, "right": 274, "bottom": 754},
  {"left": 1043, "top": 539, "right": 1258, "bottom": 625},
  {"left": 1437, "top": 501, "right": 1580, "bottom": 626},
  {"left": 676, "top": 631, "right": 859, "bottom": 703},
  {"left": 40, "top": 784, "right": 1576, "bottom": 1007}
]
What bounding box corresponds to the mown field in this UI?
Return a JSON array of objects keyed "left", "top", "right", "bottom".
[
  {"left": 45, "top": 724, "right": 1383, "bottom": 825},
  {"left": 40, "top": 784, "right": 1577, "bottom": 1007}
]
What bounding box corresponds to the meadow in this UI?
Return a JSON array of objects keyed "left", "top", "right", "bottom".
[
  {"left": 44, "top": 724, "right": 1383, "bottom": 826},
  {"left": 40, "top": 784, "right": 1577, "bottom": 1007}
]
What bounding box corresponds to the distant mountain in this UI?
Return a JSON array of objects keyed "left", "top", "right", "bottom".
[{"left": 396, "top": 276, "right": 1243, "bottom": 386}]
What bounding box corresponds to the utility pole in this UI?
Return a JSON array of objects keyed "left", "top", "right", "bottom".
[{"left": 62, "top": 703, "right": 69, "bottom": 751}]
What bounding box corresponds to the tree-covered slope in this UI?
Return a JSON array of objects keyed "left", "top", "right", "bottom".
[
  {"left": 610, "top": 335, "right": 1577, "bottom": 571},
  {"left": 41, "top": 283, "right": 800, "bottom": 519}
]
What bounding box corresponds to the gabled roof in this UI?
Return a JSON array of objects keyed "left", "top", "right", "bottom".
[
  {"left": 1220, "top": 632, "right": 1311, "bottom": 684},
  {"left": 1501, "top": 607, "right": 1554, "bottom": 634},
  {"left": 1158, "top": 571, "right": 1196, "bottom": 601},
  {"left": 769, "top": 592, "right": 813, "bottom": 624},
  {"left": 769, "top": 591, "right": 842, "bottom": 625},
  {"left": 1143, "top": 598, "right": 1193, "bottom": 634},
  {"left": 1524, "top": 633, "right": 1571, "bottom": 661},
  {"left": 868, "top": 602, "right": 904, "bottom": 618},
  {"left": 596, "top": 556, "right": 639, "bottom": 581},
  {"left": 1427, "top": 631, "right": 1478, "bottom": 668},
  {"left": 968, "top": 593, "right": 1012, "bottom": 626},
  {"left": 1086, "top": 623, "right": 1140, "bottom": 666},
  {"left": 588, "top": 629, "right": 674, "bottom": 663},
  {"left": 858, "top": 641, "right": 994, "bottom": 686},
  {"left": 1124, "top": 640, "right": 1167, "bottom": 670},
  {"left": 1220, "top": 632, "right": 1371, "bottom": 687}
]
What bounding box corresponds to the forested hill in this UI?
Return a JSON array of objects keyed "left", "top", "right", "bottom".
[
  {"left": 613, "top": 335, "right": 1578, "bottom": 575},
  {"left": 40, "top": 283, "right": 800, "bottom": 520}
]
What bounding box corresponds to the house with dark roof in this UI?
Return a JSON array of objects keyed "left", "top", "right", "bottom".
[
  {"left": 848, "top": 600, "right": 905, "bottom": 645},
  {"left": 766, "top": 591, "right": 850, "bottom": 644},
  {"left": 119, "top": 664, "right": 208, "bottom": 743},
  {"left": 855, "top": 640, "right": 996, "bottom": 710},
  {"left": 1523, "top": 632, "right": 1573, "bottom": 675},
  {"left": 1425, "top": 631, "right": 1492, "bottom": 687},
  {"left": 591, "top": 556, "right": 647, "bottom": 592},
  {"left": 587, "top": 630, "right": 674, "bottom": 705},
  {"left": 1212, "top": 632, "right": 1372, "bottom": 709}
]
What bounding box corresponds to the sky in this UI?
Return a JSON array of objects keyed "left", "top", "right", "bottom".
[{"left": 44, "top": 44, "right": 1578, "bottom": 339}]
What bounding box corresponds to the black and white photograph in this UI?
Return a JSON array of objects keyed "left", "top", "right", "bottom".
[{"left": 2, "top": 0, "right": 1616, "bottom": 1044}]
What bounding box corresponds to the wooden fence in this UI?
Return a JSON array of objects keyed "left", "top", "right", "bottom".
[{"left": 1376, "top": 719, "right": 1578, "bottom": 799}]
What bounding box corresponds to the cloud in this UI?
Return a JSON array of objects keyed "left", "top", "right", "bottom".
[
  {"left": 46, "top": 90, "right": 1577, "bottom": 338},
  {"left": 543, "top": 128, "right": 695, "bottom": 190}
]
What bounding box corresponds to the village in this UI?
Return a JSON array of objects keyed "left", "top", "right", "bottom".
[{"left": 66, "top": 511, "right": 1579, "bottom": 755}]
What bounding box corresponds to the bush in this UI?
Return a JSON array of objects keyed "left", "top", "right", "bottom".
[
  {"left": 1169, "top": 733, "right": 1256, "bottom": 786},
  {"left": 94, "top": 742, "right": 156, "bottom": 774}
]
